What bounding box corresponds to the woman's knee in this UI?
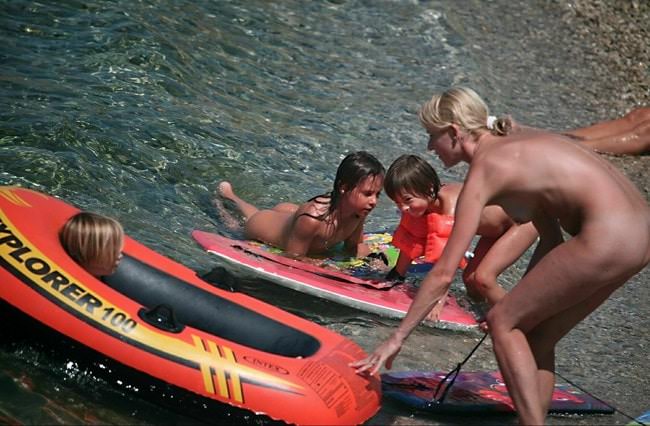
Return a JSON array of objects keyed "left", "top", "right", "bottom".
[
  {"left": 462, "top": 271, "right": 482, "bottom": 299},
  {"left": 485, "top": 304, "right": 511, "bottom": 335},
  {"left": 626, "top": 107, "right": 650, "bottom": 125}
]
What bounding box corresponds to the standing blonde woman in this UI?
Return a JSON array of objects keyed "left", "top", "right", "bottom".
[{"left": 352, "top": 87, "right": 650, "bottom": 424}]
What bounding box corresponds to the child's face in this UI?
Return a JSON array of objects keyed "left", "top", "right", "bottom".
[
  {"left": 83, "top": 240, "right": 124, "bottom": 277},
  {"left": 343, "top": 175, "right": 383, "bottom": 218},
  {"left": 393, "top": 191, "right": 431, "bottom": 217}
]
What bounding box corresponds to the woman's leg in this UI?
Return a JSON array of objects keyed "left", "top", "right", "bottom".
[
  {"left": 462, "top": 237, "right": 500, "bottom": 302},
  {"left": 565, "top": 107, "right": 650, "bottom": 155},
  {"left": 524, "top": 281, "right": 621, "bottom": 415},
  {"left": 486, "top": 235, "right": 633, "bottom": 424}
]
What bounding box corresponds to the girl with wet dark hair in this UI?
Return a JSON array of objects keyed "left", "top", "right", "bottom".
[{"left": 215, "top": 151, "right": 385, "bottom": 257}]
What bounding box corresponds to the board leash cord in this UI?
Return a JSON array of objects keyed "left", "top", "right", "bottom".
[
  {"left": 426, "top": 332, "right": 488, "bottom": 406},
  {"left": 425, "top": 332, "right": 643, "bottom": 424}
]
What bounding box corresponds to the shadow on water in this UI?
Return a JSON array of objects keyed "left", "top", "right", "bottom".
[{"left": 0, "top": 300, "right": 282, "bottom": 425}]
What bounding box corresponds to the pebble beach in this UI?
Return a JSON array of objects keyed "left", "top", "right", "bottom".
[{"left": 555, "top": 0, "right": 649, "bottom": 193}]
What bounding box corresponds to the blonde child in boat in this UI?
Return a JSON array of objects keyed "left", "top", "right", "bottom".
[
  {"left": 60, "top": 212, "right": 124, "bottom": 278},
  {"left": 384, "top": 154, "right": 538, "bottom": 306},
  {"left": 215, "top": 151, "right": 385, "bottom": 258}
]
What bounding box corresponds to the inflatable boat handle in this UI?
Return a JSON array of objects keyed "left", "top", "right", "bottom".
[{"left": 138, "top": 303, "right": 185, "bottom": 333}]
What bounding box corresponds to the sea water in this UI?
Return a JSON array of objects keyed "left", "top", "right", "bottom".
[{"left": 1, "top": 1, "right": 648, "bottom": 424}]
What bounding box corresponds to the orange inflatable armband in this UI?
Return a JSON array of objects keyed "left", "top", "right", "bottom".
[{"left": 392, "top": 212, "right": 467, "bottom": 269}]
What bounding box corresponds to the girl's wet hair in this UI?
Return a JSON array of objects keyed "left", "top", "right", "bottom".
[
  {"left": 60, "top": 212, "right": 124, "bottom": 269},
  {"left": 311, "top": 151, "right": 384, "bottom": 219},
  {"left": 384, "top": 154, "right": 441, "bottom": 201},
  {"left": 419, "top": 87, "right": 513, "bottom": 136}
]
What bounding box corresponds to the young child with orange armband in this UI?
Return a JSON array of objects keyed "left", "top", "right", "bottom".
[{"left": 384, "top": 155, "right": 537, "bottom": 306}]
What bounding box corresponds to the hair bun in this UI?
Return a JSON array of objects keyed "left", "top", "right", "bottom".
[{"left": 492, "top": 116, "right": 513, "bottom": 136}]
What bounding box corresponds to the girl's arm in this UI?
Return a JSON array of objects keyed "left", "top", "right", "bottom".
[
  {"left": 344, "top": 220, "right": 369, "bottom": 257},
  {"left": 285, "top": 215, "right": 320, "bottom": 256},
  {"left": 391, "top": 252, "right": 413, "bottom": 278}
]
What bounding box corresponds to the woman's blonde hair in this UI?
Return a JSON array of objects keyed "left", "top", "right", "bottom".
[
  {"left": 60, "top": 212, "right": 124, "bottom": 268},
  {"left": 418, "top": 87, "right": 512, "bottom": 136}
]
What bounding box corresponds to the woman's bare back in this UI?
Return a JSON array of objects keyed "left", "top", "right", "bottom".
[{"left": 469, "top": 130, "right": 650, "bottom": 251}]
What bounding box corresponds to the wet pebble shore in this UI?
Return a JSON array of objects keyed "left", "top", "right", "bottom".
[
  {"left": 555, "top": 0, "right": 649, "bottom": 111},
  {"left": 552, "top": 0, "right": 649, "bottom": 195}
]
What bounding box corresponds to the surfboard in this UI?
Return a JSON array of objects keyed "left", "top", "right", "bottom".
[
  {"left": 192, "top": 230, "right": 479, "bottom": 332},
  {"left": 381, "top": 370, "right": 614, "bottom": 414},
  {"left": 628, "top": 410, "right": 650, "bottom": 426}
]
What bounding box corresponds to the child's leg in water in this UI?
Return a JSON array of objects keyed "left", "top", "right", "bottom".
[
  {"left": 215, "top": 182, "right": 301, "bottom": 230},
  {"left": 212, "top": 182, "right": 249, "bottom": 230},
  {"left": 216, "top": 181, "right": 259, "bottom": 219}
]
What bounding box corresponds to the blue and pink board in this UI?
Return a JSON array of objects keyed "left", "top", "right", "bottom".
[
  {"left": 192, "top": 230, "right": 479, "bottom": 332},
  {"left": 628, "top": 410, "right": 650, "bottom": 425},
  {"left": 382, "top": 370, "right": 614, "bottom": 414}
]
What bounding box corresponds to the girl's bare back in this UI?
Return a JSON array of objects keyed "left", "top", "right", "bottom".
[{"left": 244, "top": 196, "right": 363, "bottom": 256}]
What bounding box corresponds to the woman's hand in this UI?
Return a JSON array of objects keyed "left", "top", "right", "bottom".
[{"left": 349, "top": 333, "right": 404, "bottom": 376}]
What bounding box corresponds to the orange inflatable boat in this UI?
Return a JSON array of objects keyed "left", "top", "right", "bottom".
[{"left": 0, "top": 186, "right": 381, "bottom": 425}]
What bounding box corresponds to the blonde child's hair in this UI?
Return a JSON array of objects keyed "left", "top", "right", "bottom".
[
  {"left": 418, "top": 87, "right": 512, "bottom": 136},
  {"left": 60, "top": 212, "right": 124, "bottom": 268}
]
